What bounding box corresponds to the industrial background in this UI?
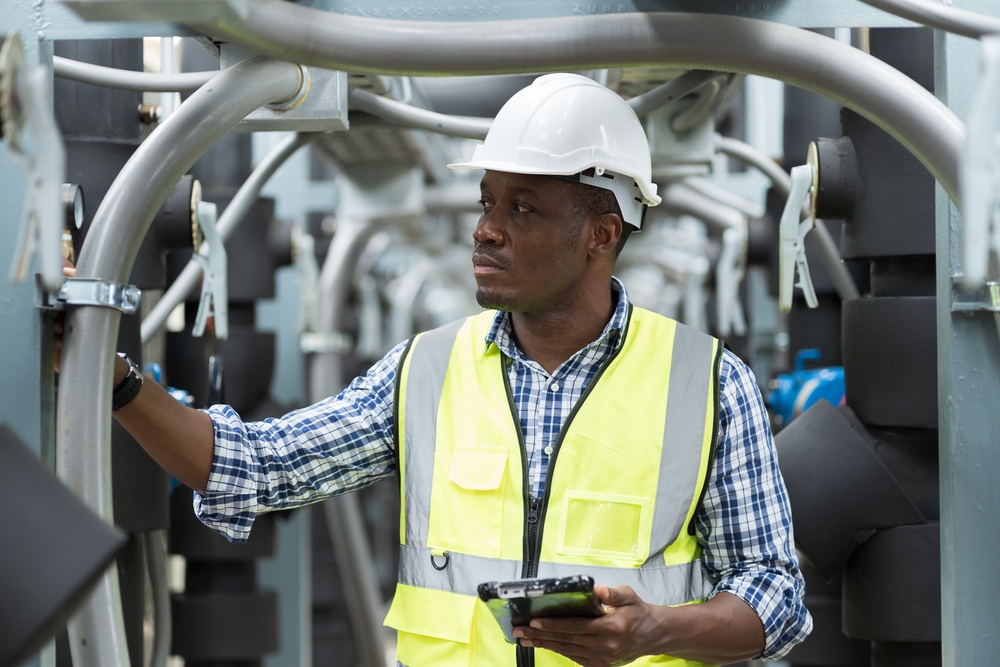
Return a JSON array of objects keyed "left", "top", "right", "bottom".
[{"left": 1, "top": 1, "right": 998, "bottom": 667}]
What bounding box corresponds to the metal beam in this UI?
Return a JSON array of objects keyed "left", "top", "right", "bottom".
[{"left": 935, "top": 15, "right": 1000, "bottom": 666}]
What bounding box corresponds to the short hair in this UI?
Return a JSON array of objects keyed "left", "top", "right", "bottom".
[{"left": 572, "top": 183, "right": 633, "bottom": 259}]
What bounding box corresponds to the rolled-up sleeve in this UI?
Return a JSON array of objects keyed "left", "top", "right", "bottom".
[
  {"left": 694, "top": 350, "right": 813, "bottom": 660},
  {"left": 193, "top": 341, "right": 407, "bottom": 542}
]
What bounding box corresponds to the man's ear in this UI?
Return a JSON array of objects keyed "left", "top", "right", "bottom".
[{"left": 589, "top": 212, "right": 623, "bottom": 260}]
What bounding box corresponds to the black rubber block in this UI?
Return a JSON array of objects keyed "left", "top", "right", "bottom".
[
  {"left": 842, "top": 296, "right": 937, "bottom": 429},
  {"left": 171, "top": 590, "right": 278, "bottom": 660},
  {"left": 843, "top": 523, "right": 941, "bottom": 642},
  {"left": 775, "top": 400, "right": 924, "bottom": 581}
]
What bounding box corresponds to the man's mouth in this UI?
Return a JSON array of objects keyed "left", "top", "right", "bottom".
[{"left": 472, "top": 249, "right": 508, "bottom": 275}]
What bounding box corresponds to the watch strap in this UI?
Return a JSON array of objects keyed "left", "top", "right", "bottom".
[{"left": 112, "top": 355, "right": 144, "bottom": 412}]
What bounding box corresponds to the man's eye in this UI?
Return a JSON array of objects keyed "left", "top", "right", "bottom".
[
  {"left": 478, "top": 199, "right": 494, "bottom": 211},
  {"left": 514, "top": 203, "right": 531, "bottom": 214}
]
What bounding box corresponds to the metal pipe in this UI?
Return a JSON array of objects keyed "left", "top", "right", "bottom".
[
  {"left": 349, "top": 71, "right": 729, "bottom": 141},
  {"left": 715, "top": 135, "right": 861, "bottom": 301},
  {"left": 309, "top": 218, "right": 388, "bottom": 667},
  {"left": 627, "top": 70, "right": 721, "bottom": 118},
  {"left": 141, "top": 132, "right": 318, "bottom": 344},
  {"left": 679, "top": 178, "right": 766, "bottom": 219},
  {"left": 53, "top": 55, "right": 217, "bottom": 92},
  {"left": 348, "top": 86, "right": 492, "bottom": 139},
  {"left": 661, "top": 182, "right": 746, "bottom": 233},
  {"left": 144, "top": 531, "right": 171, "bottom": 667},
  {"left": 857, "top": 0, "right": 1000, "bottom": 39},
  {"left": 57, "top": 56, "right": 302, "bottom": 667},
  {"left": 322, "top": 496, "right": 388, "bottom": 667},
  {"left": 191, "top": 5, "right": 964, "bottom": 204}
]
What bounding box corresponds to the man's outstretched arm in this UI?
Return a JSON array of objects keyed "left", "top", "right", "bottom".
[{"left": 110, "top": 355, "right": 216, "bottom": 493}]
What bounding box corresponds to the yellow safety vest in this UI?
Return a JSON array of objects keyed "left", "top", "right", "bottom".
[{"left": 385, "top": 306, "right": 723, "bottom": 667}]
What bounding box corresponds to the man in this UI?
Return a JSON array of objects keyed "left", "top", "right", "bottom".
[{"left": 99, "top": 74, "right": 810, "bottom": 666}]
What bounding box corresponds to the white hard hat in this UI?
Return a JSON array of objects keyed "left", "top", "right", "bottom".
[{"left": 449, "top": 73, "right": 660, "bottom": 229}]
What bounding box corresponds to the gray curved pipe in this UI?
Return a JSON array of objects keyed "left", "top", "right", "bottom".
[
  {"left": 57, "top": 57, "right": 302, "bottom": 667},
  {"left": 141, "top": 132, "right": 318, "bottom": 343},
  {"left": 858, "top": 0, "right": 1000, "bottom": 39},
  {"left": 309, "top": 218, "right": 389, "bottom": 667},
  {"left": 661, "top": 182, "right": 746, "bottom": 233},
  {"left": 349, "top": 86, "right": 492, "bottom": 139},
  {"left": 626, "top": 70, "right": 721, "bottom": 118},
  {"left": 144, "top": 531, "right": 171, "bottom": 667},
  {"left": 349, "top": 70, "right": 725, "bottom": 140},
  {"left": 192, "top": 5, "right": 964, "bottom": 204},
  {"left": 53, "top": 55, "right": 217, "bottom": 92}
]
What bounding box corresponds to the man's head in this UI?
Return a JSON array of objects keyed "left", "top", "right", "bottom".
[
  {"left": 472, "top": 170, "right": 630, "bottom": 312},
  {"left": 450, "top": 72, "right": 658, "bottom": 313}
]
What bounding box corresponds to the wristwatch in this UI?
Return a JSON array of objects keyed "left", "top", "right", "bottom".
[{"left": 112, "top": 353, "right": 144, "bottom": 412}]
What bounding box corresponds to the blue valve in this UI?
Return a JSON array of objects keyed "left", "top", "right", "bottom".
[{"left": 767, "top": 348, "right": 845, "bottom": 428}]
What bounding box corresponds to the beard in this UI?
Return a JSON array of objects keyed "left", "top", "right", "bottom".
[{"left": 476, "top": 286, "right": 520, "bottom": 311}]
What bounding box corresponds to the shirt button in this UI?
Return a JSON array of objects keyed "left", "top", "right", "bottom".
[
  {"left": 544, "top": 446, "right": 553, "bottom": 456},
  {"left": 549, "top": 382, "right": 560, "bottom": 392}
]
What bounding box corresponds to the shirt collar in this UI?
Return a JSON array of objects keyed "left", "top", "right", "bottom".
[{"left": 484, "top": 276, "right": 631, "bottom": 359}]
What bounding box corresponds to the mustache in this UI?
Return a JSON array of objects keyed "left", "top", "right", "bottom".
[{"left": 472, "top": 245, "right": 510, "bottom": 267}]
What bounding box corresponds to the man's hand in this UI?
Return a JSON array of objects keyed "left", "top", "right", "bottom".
[
  {"left": 512, "top": 584, "right": 661, "bottom": 667},
  {"left": 511, "top": 586, "right": 766, "bottom": 667}
]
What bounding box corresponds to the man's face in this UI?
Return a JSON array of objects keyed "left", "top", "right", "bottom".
[{"left": 472, "top": 170, "right": 592, "bottom": 313}]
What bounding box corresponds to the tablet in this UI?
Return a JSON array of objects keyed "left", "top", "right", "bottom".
[{"left": 477, "top": 575, "right": 606, "bottom": 644}]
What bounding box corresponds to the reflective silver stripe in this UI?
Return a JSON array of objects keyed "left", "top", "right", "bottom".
[
  {"left": 402, "top": 318, "right": 466, "bottom": 547},
  {"left": 400, "top": 544, "right": 712, "bottom": 607},
  {"left": 647, "top": 322, "right": 717, "bottom": 555},
  {"left": 536, "top": 559, "right": 713, "bottom": 607},
  {"left": 399, "top": 544, "right": 520, "bottom": 596}
]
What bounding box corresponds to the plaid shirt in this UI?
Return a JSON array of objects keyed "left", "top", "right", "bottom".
[{"left": 198, "top": 277, "right": 811, "bottom": 659}]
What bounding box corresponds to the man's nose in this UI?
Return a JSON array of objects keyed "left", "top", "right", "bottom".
[{"left": 473, "top": 212, "right": 505, "bottom": 246}]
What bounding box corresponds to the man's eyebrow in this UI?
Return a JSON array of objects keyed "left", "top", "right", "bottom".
[{"left": 479, "top": 181, "right": 539, "bottom": 197}]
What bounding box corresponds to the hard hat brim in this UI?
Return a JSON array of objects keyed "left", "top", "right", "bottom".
[{"left": 448, "top": 158, "right": 661, "bottom": 207}]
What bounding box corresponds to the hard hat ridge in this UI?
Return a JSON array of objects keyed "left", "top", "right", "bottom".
[{"left": 449, "top": 72, "right": 660, "bottom": 229}]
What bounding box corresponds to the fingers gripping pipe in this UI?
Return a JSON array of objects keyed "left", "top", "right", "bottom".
[
  {"left": 57, "top": 57, "right": 303, "bottom": 667},
  {"left": 191, "top": 4, "right": 964, "bottom": 205}
]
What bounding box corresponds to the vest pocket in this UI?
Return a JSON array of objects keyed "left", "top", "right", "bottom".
[
  {"left": 555, "top": 490, "right": 651, "bottom": 561},
  {"left": 428, "top": 447, "right": 507, "bottom": 558},
  {"left": 385, "top": 583, "right": 476, "bottom": 666}
]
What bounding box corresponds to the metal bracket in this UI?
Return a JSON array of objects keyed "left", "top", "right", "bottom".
[
  {"left": 40, "top": 278, "right": 142, "bottom": 313},
  {"left": 300, "top": 331, "right": 352, "bottom": 355},
  {"left": 951, "top": 276, "right": 1000, "bottom": 313},
  {"left": 192, "top": 200, "right": 228, "bottom": 340}
]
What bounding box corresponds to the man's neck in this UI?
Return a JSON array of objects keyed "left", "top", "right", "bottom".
[{"left": 509, "top": 281, "right": 616, "bottom": 375}]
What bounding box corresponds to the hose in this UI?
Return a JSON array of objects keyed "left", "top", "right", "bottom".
[
  {"left": 310, "top": 218, "right": 390, "bottom": 667},
  {"left": 141, "top": 132, "right": 318, "bottom": 343},
  {"left": 56, "top": 56, "right": 303, "bottom": 667},
  {"left": 53, "top": 55, "right": 217, "bottom": 92},
  {"left": 716, "top": 134, "right": 861, "bottom": 301},
  {"left": 144, "top": 531, "right": 171, "bottom": 667},
  {"left": 626, "top": 70, "right": 721, "bottom": 118},
  {"left": 189, "top": 5, "right": 964, "bottom": 205},
  {"left": 348, "top": 86, "right": 492, "bottom": 139},
  {"left": 857, "top": 0, "right": 1000, "bottom": 40}
]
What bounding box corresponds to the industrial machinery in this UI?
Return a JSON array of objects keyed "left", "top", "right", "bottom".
[{"left": 1, "top": 2, "right": 998, "bottom": 667}]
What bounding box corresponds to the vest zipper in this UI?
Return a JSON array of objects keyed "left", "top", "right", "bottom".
[
  {"left": 501, "top": 355, "right": 534, "bottom": 667},
  {"left": 527, "top": 306, "right": 633, "bottom": 585},
  {"left": 502, "top": 306, "right": 632, "bottom": 667}
]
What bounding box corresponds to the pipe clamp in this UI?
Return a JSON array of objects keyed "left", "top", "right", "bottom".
[{"left": 55, "top": 278, "right": 142, "bottom": 313}]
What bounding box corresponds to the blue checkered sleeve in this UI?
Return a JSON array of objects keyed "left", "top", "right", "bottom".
[
  {"left": 696, "top": 350, "right": 813, "bottom": 659},
  {"left": 193, "top": 340, "right": 409, "bottom": 542}
]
